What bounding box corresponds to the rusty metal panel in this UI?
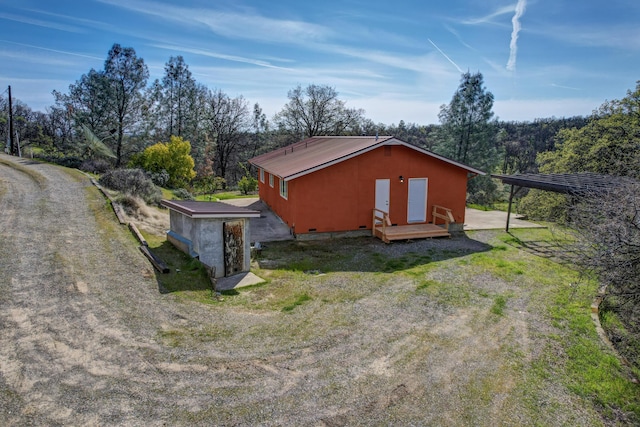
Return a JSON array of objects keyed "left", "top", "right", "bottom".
[{"left": 223, "top": 220, "right": 244, "bottom": 276}]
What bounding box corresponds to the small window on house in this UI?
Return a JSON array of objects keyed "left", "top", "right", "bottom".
[
  {"left": 259, "top": 168, "right": 265, "bottom": 183},
  {"left": 279, "top": 178, "right": 288, "bottom": 199},
  {"left": 269, "top": 173, "right": 274, "bottom": 187}
]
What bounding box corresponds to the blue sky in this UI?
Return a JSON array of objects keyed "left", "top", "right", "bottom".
[{"left": 1, "top": 0, "right": 639, "bottom": 125}]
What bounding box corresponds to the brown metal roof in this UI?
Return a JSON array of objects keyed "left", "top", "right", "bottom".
[
  {"left": 249, "top": 136, "right": 485, "bottom": 180},
  {"left": 161, "top": 200, "right": 260, "bottom": 218}
]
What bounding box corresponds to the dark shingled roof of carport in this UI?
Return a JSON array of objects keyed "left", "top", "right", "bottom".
[
  {"left": 492, "top": 172, "right": 632, "bottom": 195},
  {"left": 491, "top": 172, "right": 634, "bottom": 231}
]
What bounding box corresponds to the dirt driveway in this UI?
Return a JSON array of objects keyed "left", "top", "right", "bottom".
[{"left": 0, "top": 155, "right": 606, "bottom": 426}]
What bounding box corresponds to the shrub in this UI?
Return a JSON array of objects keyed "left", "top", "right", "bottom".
[
  {"left": 466, "top": 175, "right": 500, "bottom": 206},
  {"left": 193, "top": 175, "right": 226, "bottom": 196},
  {"left": 99, "top": 168, "right": 162, "bottom": 205},
  {"left": 238, "top": 175, "right": 258, "bottom": 195},
  {"left": 36, "top": 154, "right": 83, "bottom": 169},
  {"left": 519, "top": 189, "right": 569, "bottom": 222},
  {"left": 149, "top": 169, "right": 170, "bottom": 187},
  {"left": 80, "top": 159, "right": 112, "bottom": 174},
  {"left": 135, "top": 136, "right": 196, "bottom": 188},
  {"left": 172, "top": 188, "right": 195, "bottom": 200},
  {"left": 116, "top": 194, "right": 143, "bottom": 217}
]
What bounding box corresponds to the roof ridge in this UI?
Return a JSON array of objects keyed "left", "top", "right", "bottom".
[{"left": 278, "top": 135, "right": 394, "bottom": 154}]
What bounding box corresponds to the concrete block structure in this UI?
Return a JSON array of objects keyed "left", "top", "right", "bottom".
[{"left": 161, "top": 200, "right": 260, "bottom": 278}]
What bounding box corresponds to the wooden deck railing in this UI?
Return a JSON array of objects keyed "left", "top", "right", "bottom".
[
  {"left": 431, "top": 205, "right": 454, "bottom": 230},
  {"left": 372, "top": 208, "right": 392, "bottom": 238},
  {"left": 372, "top": 206, "right": 453, "bottom": 243}
]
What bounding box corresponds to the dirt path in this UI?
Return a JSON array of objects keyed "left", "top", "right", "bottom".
[
  {"left": 0, "top": 155, "right": 605, "bottom": 426},
  {"left": 0, "top": 155, "right": 208, "bottom": 425}
]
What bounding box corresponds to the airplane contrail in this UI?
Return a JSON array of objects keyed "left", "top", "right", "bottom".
[
  {"left": 507, "top": 0, "right": 527, "bottom": 72},
  {"left": 428, "top": 38, "right": 463, "bottom": 73}
]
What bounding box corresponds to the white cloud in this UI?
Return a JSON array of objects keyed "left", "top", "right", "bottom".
[
  {"left": 461, "top": 5, "right": 515, "bottom": 25},
  {"left": 443, "top": 24, "right": 477, "bottom": 51},
  {"left": 0, "top": 40, "right": 103, "bottom": 61},
  {"left": 0, "top": 12, "right": 83, "bottom": 33},
  {"left": 550, "top": 83, "right": 582, "bottom": 91},
  {"left": 557, "top": 26, "right": 640, "bottom": 50},
  {"left": 506, "top": 0, "right": 527, "bottom": 72},
  {"left": 151, "top": 44, "right": 292, "bottom": 70},
  {"left": 97, "top": 0, "right": 332, "bottom": 45}
]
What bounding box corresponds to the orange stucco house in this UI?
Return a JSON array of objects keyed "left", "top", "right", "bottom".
[{"left": 248, "top": 136, "right": 484, "bottom": 239}]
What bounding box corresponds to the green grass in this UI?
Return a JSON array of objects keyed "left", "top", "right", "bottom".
[
  {"left": 477, "top": 228, "right": 640, "bottom": 423},
  {"left": 160, "top": 187, "right": 247, "bottom": 201},
  {"left": 541, "top": 276, "right": 640, "bottom": 419},
  {"left": 467, "top": 203, "right": 493, "bottom": 211},
  {"left": 467, "top": 202, "right": 510, "bottom": 212},
  {"left": 490, "top": 294, "right": 507, "bottom": 316},
  {"left": 600, "top": 301, "right": 640, "bottom": 380},
  {"left": 138, "top": 225, "right": 639, "bottom": 423},
  {"left": 416, "top": 278, "right": 472, "bottom": 306},
  {"left": 142, "top": 231, "right": 212, "bottom": 299},
  {"left": 372, "top": 251, "right": 433, "bottom": 272},
  {"left": 160, "top": 187, "right": 174, "bottom": 200},
  {"left": 467, "top": 249, "right": 526, "bottom": 280},
  {"left": 281, "top": 293, "right": 312, "bottom": 312},
  {"left": 195, "top": 191, "right": 257, "bottom": 201}
]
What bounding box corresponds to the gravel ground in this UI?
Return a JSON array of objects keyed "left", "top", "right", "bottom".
[{"left": 0, "top": 154, "right": 607, "bottom": 426}]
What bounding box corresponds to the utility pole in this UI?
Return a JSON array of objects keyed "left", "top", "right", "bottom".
[{"left": 8, "top": 85, "right": 15, "bottom": 155}]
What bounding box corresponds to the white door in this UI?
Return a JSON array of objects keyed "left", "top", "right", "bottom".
[
  {"left": 375, "top": 179, "right": 390, "bottom": 214},
  {"left": 407, "top": 178, "right": 428, "bottom": 223}
]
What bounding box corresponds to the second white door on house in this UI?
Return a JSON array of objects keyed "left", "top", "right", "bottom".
[{"left": 407, "top": 178, "right": 428, "bottom": 223}]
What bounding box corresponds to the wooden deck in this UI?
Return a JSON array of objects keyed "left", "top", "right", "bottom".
[
  {"left": 372, "top": 206, "right": 453, "bottom": 243},
  {"left": 373, "top": 223, "right": 450, "bottom": 243}
]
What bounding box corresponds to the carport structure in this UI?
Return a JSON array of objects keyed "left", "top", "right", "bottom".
[{"left": 492, "top": 172, "right": 629, "bottom": 232}]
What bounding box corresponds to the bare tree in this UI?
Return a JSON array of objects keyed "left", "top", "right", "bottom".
[
  {"left": 567, "top": 180, "right": 640, "bottom": 365},
  {"left": 204, "top": 89, "right": 250, "bottom": 183},
  {"left": 274, "top": 84, "right": 365, "bottom": 140},
  {"left": 569, "top": 181, "right": 640, "bottom": 301}
]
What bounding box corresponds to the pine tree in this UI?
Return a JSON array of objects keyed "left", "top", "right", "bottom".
[{"left": 437, "top": 71, "right": 499, "bottom": 204}]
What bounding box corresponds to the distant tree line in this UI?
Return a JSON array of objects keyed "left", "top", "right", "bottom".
[{"left": 2, "top": 43, "right": 589, "bottom": 196}]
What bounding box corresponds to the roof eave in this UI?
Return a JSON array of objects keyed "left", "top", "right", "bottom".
[{"left": 161, "top": 200, "right": 260, "bottom": 218}]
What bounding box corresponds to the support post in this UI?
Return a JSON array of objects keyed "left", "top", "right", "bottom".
[
  {"left": 506, "top": 184, "right": 515, "bottom": 232},
  {"left": 8, "top": 85, "right": 15, "bottom": 155}
]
